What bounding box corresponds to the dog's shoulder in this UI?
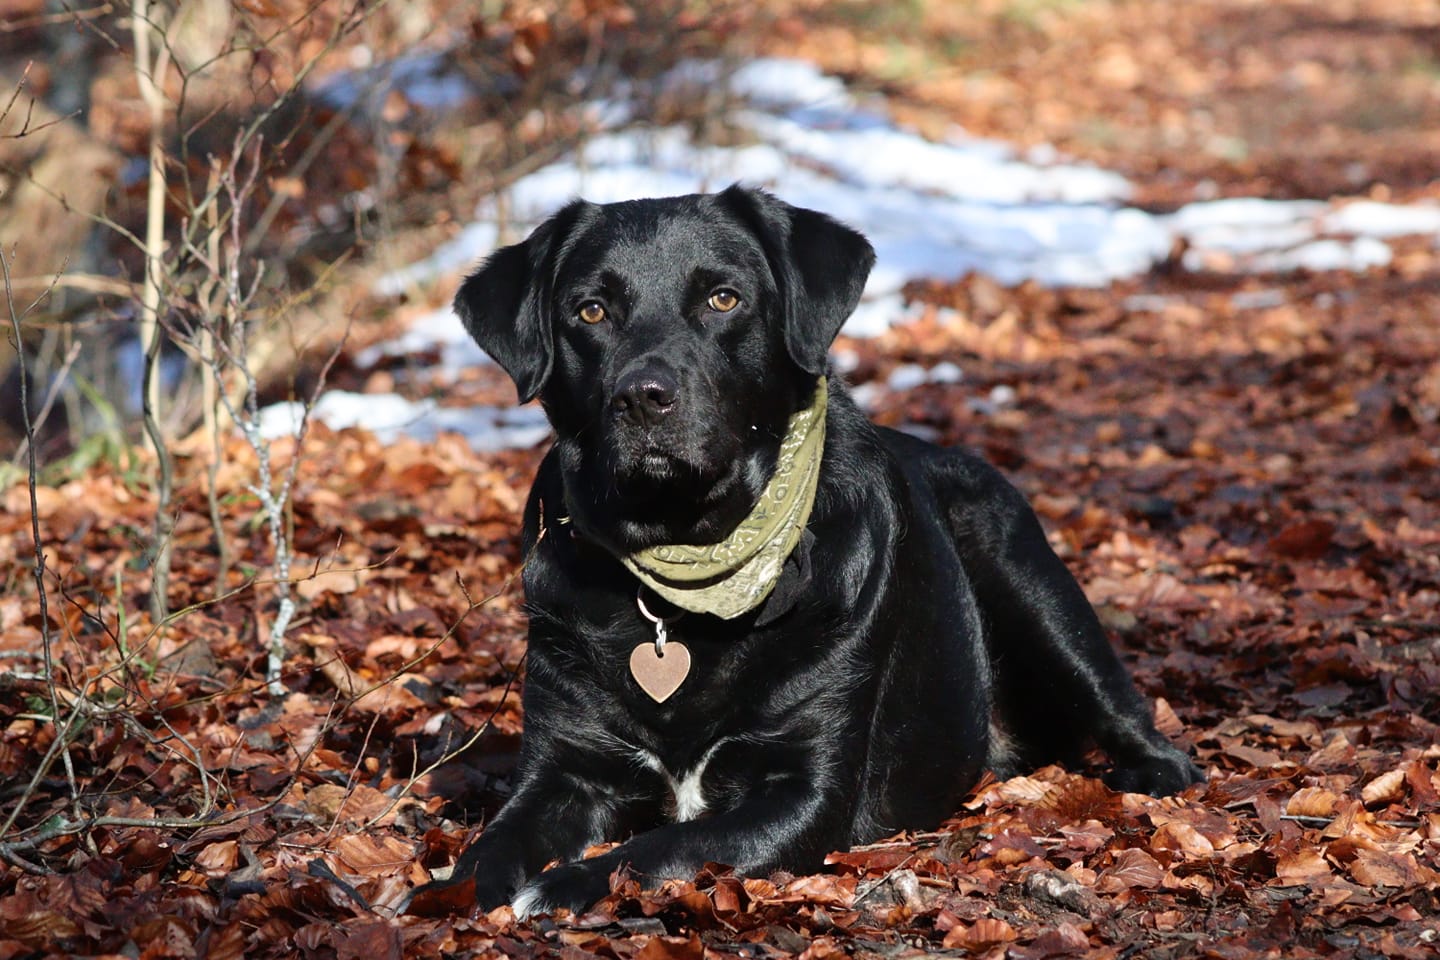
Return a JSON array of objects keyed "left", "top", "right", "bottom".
[
  {"left": 823, "top": 379, "right": 1038, "bottom": 552},
  {"left": 813, "top": 381, "right": 904, "bottom": 515}
]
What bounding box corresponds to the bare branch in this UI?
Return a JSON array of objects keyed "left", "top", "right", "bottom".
[
  {"left": 0, "top": 63, "right": 73, "bottom": 140},
  {"left": 0, "top": 246, "right": 64, "bottom": 837},
  {"left": 6, "top": 339, "right": 81, "bottom": 471},
  {"left": 0, "top": 3, "right": 113, "bottom": 33}
]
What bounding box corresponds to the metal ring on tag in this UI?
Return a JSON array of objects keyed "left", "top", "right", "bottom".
[{"left": 636, "top": 589, "right": 679, "bottom": 655}]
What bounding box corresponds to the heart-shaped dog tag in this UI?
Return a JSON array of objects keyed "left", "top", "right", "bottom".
[{"left": 629, "top": 641, "right": 691, "bottom": 703}]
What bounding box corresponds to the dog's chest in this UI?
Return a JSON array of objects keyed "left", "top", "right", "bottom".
[{"left": 632, "top": 739, "right": 727, "bottom": 822}]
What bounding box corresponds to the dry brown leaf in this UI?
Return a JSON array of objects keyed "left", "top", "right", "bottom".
[
  {"left": 1347, "top": 848, "right": 1427, "bottom": 889},
  {"left": 783, "top": 874, "right": 856, "bottom": 907},
  {"left": 941, "top": 917, "right": 1017, "bottom": 949},
  {"left": 1274, "top": 848, "right": 1332, "bottom": 885},
  {"left": 632, "top": 934, "right": 704, "bottom": 960},
  {"left": 1243, "top": 714, "right": 1320, "bottom": 739},
  {"left": 1020, "top": 921, "right": 1092, "bottom": 955},
  {"left": 1360, "top": 768, "right": 1407, "bottom": 807},
  {"left": 329, "top": 834, "right": 415, "bottom": 875},
  {"left": 300, "top": 634, "right": 365, "bottom": 699},
  {"left": 201, "top": 922, "right": 248, "bottom": 960},
  {"left": 1267, "top": 519, "right": 1335, "bottom": 559},
  {"left": 979, "top": 775, "right": 1059, "bottom": 807},
  {"left": 0, "top": 900, "right": 82, "bottom": 950},
  {"left": 303, "top": 782, "right": 412, "bottom": 826},
  {"left": 1150, "top": 821, "right": 1216, "bottom": 859},
  {"left": 1286, "top": 787, "right": 1342, "bottom": 819},
  {"left": 294, "top": 566, "right": 369, "bottom": 600},
  {"left": 192, "top": 840, "right": 239, "bottom": 877},
  {"left": 1096, "top": 848, "right": 1164, "bottom": 892},
  {"left": 1151, "top": 909, "right": 1186, "bottom": 931},
  {"left": 1152, "top": 697, "right": 1185, "bottom": 738}
]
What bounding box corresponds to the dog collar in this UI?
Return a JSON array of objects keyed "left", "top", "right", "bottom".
[{"left": 622, "top": 378, "right": 827, "bottom": 620}]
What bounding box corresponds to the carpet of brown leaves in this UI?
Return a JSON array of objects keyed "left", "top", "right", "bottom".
[
  {"left": 3, "top": 262, "right": 1437, "bottom": 958},
  {"left": 3, "top": 1, "right": 1439, "bottom": 958}
]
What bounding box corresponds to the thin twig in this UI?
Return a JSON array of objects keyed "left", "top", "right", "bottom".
[
  {"left": 1279, "top": 813, "right": 1422, "bottom": 830},
  {"left": 7, "top": 339, "right": 81, "bottom": 471},
  {"left": 0, "top": 4, "right": 113, "bottom": 33},
  {"left": 853, "top": 854, "right": 919, "bottom": 906},
  {"left": 0, "top": 62, "right": 70, "bottom": 140},
  {"left": 847, "top": 831, "right": 954, "bottom": 853},
  {"left": 0, "top": 247, "right": 65, "bottom": 839}
]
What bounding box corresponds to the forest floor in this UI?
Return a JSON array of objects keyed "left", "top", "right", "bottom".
[{"left": 2, "top": 1, "right": 1438, "bottom": 958}]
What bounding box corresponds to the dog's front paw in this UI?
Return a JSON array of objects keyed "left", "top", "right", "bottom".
[
  {"left": 404, "top": 867, "right": 514, "bottom": 918},
  {"left": 511, "top": 860, "right": 615, "bottom": 920},
  {"left": 1105, "top": 748, "right": 1205, "bottom": 797}
]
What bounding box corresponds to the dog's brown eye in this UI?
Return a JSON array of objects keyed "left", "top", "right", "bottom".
[
  {"left": 707, "top": 289, "right": 740, "bottom": 313},
  {"left": 578, "top": 301, "right": 606, "bottom": 324}
]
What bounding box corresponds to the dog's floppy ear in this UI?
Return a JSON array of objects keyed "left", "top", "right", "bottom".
[
  {"left": 454, "top": 201, "right": 589, "bottom": 402},
  {"left": 721, "top": 185, "right": 876, "bottom": 375}
]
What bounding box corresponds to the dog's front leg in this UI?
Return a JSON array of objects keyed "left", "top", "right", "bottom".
[
  {"left": 512, "top": 771, "right": 846, "bottom": 918},
  {"left": 436, "top": 762, "right": 626, "bottom": 911}
]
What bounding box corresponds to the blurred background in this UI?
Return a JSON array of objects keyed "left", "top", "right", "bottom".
[{"left": 4, "top": 0, "right": 1438, "bottom": 464}]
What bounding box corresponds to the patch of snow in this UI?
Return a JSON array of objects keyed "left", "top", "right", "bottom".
[
  {"left": 375, "top": 223, "right": 499, "bottom": 298},
  {"left": 887, "top": 364, "right": 930, "bottom": 392},
  {"left": 1229, "top": 289, "right": 1288, "bottom": 311},
  {"left": 355, "top": 304, "right": 492, "bottom": 376},
  {"left": 347, "top": 55, "right": 1440, "bottom": 450},
  {"left": 968, "top": 384, "right": 1018, "bottom": 417},
  {"left": 886, "top": 361, "right": 965, "bottom": 392},
  {"left": 848, "top": 382, "right": 883, "bottom": 412},
  {"left": 895, "top": 423, "right": 942, "bottom": 443},
  {"left": 1324, "top": 201, "right": 1440, "bottom": 238},
  {"left": 257, "top": 391, "right": 550, "bottom": 451},
  {"left": 842, "top": 294, "right": 916, "bottom": 338},
  {"left": 727, "top": 58, "right": 855, "bottom": 111},
  {"left": 1247, "top": 236, "right": 1393, "bottom": 274},
  {"left": 314, "top": 50, "right": 478, "bottom": 114},
  {"left": 742, "top": 111, "right": 1131, "bottom": 204},
  {"left": 830, "top": 348, "right": 861, "bottom": 375},
  {"left": 929, "top": 361, "right": 964, "bottom": 385},
  {"left": 1168, "top": 198, "right": 1328, "bottom": 232}
]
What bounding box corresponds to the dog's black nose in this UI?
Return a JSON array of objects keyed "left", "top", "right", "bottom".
[{"left": 612, "top": 371, "right": 678, "bottom": 427}]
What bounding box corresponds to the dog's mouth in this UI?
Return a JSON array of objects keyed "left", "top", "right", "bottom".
[
  {"left": 586, "top": 428, "right": 762, "bottom": 544},
  {"left": 572, "top": 391, "right": 783, "bottom": 549},
  {"left": 614, "top": 441, "right": 719, "bottom": 492},
  {"left": 638, "top": 449, "right": 683, "bottom": 478}
]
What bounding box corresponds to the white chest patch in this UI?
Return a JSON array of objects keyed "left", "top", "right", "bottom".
[{"left": 634, "top": 740, "right": 727, "bottom": 822}]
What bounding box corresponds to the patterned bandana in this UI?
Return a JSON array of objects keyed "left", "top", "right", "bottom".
[{"left": 622, "top": 379, "right": 827, "bottom": 619}]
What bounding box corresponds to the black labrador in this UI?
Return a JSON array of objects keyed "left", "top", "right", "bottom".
[{"left": 419, "top": 185, "right": 1202, "bottom": 918}]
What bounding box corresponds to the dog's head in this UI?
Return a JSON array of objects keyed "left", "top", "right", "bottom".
[{"left": 456, "top": 185, "right": 875, "bottom": 550}]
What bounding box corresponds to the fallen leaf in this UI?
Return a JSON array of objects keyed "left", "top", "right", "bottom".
[
  {"left": 1286, "top": 787, "right": 1341, "bottom": 819},
  {"left": 1275, "top": 848, "right": 1332, "bottom": 885},
  {"left": 1096, "top": 848, "right": 1164, "bottom": 892},
  {"left": 942, "top": 917, "right": 1017, "bottom": 949},
  {"left": 1360, "top": 768, "right": 1406, "bottom": 807}
]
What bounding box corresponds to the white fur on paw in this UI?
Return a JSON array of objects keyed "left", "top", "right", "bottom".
[{"left": 510, "top": 882, "right": 550, "bottom": 921}]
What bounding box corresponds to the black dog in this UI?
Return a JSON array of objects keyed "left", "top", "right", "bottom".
[{"left": 423, "top": 185, "right": 1201, "bottom": 918}]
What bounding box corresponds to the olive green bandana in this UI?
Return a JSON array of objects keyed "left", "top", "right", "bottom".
[{"left": 622, "top": 378, "right": 828, "bottom": 620}]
